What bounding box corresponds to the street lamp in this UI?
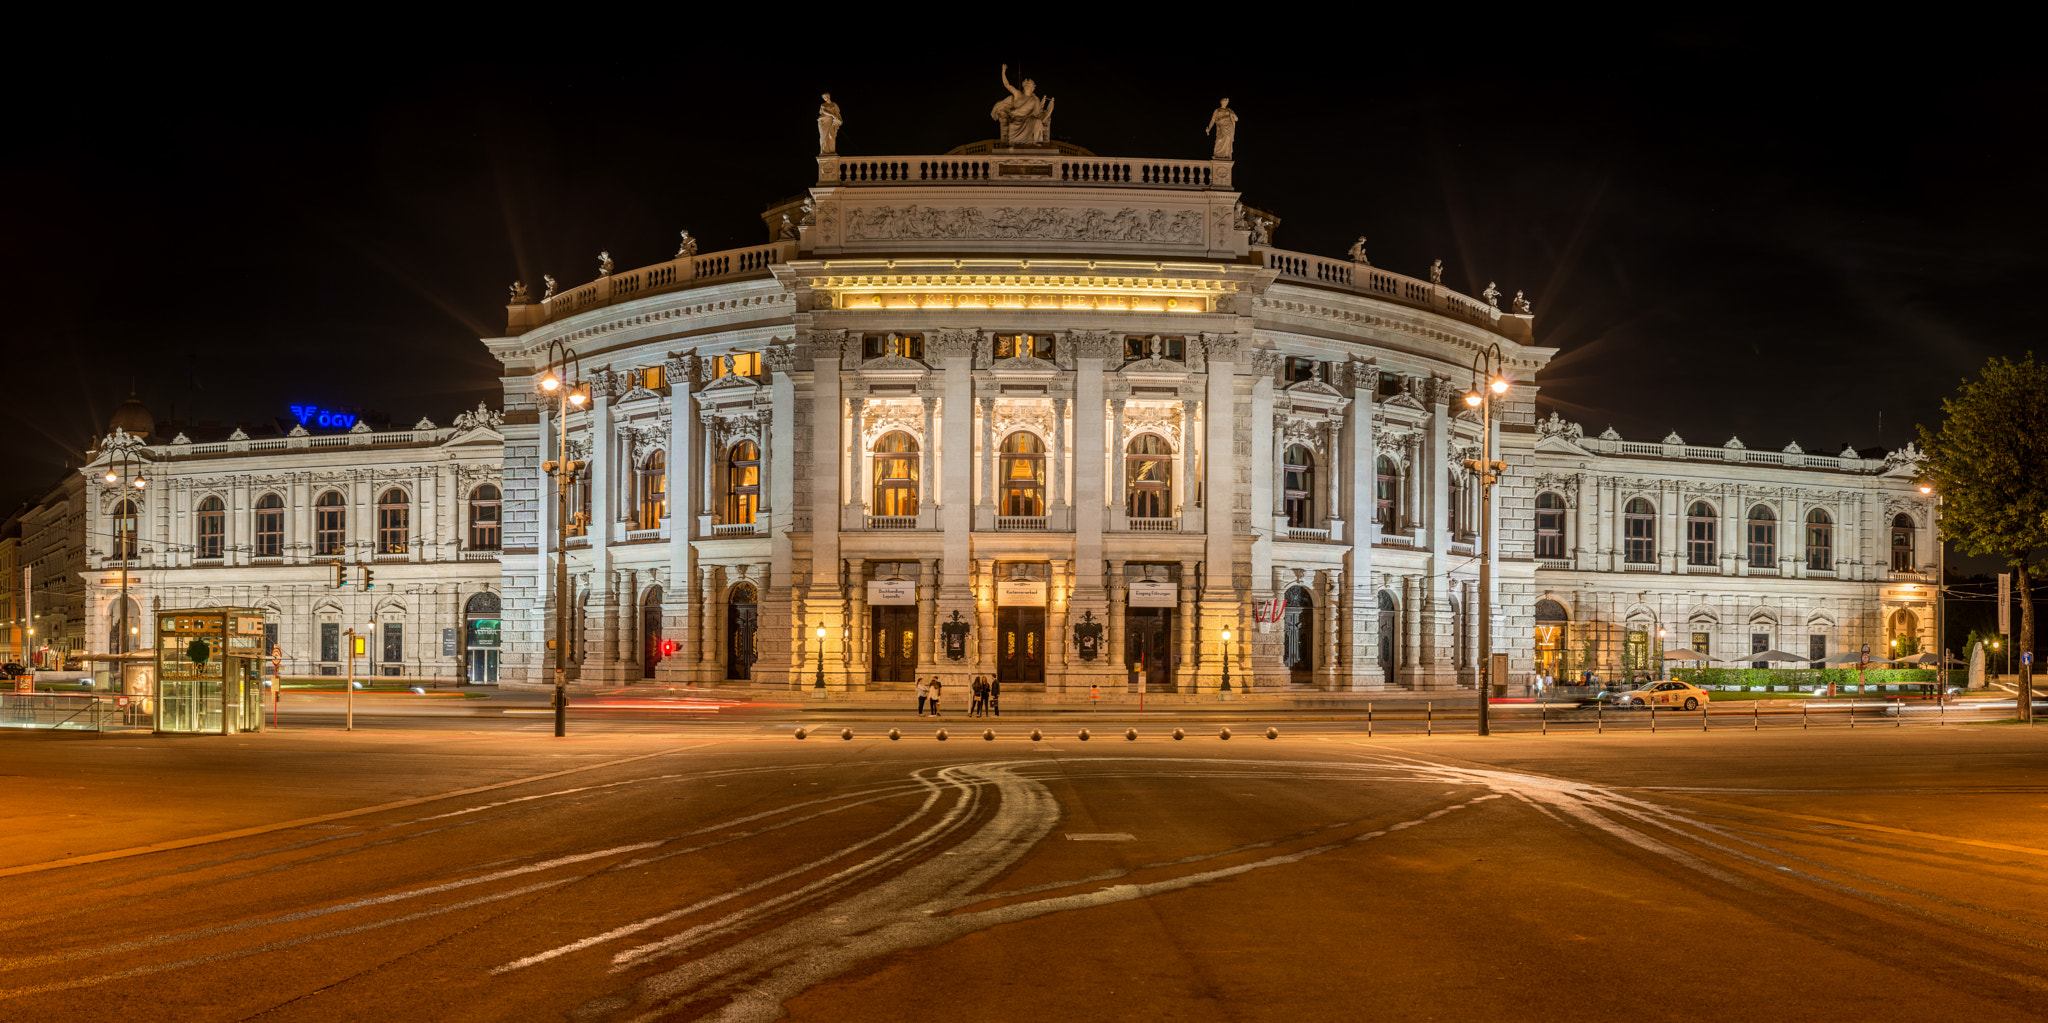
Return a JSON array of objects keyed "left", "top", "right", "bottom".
[
  {"left": 538, "top": 341, "right": 589, "bottom": 738},
  {"left": 103, "top": 450, "right": 147, "bottom": 691},
  {"left": 1462, "top": 345, "right": 1510, "bottom": 736},
  {"left": 815, "top": 623, "right": 828, "bottom": 689},
  {"left": 1919, "top": 483, "right": 1951, "bottom": 700},
  {"left": 1220, "top": 628, "right": 1233, "bottom": 693}
]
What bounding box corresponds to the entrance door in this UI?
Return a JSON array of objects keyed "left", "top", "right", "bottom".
[
  {"left": 1126, "top": 607, "right": 1174, "bottom": 692},
  {"left": 871, "top": 606, "right": 917, "bottom": 684},
  {"left": 1283, "top": 587, "right": 1314, "bottom": 685},
  {"left": 727, "top": 604, "right": 758, "bottom": 680},
  {"left": 468, "top": 649, "right": 499, "bottom": 683},
  {"left": 642, "top": 587, "right": 665, "bottom": 679},
  {"left": 996, "top": 607, "right": 1045, "bottom": 687}
]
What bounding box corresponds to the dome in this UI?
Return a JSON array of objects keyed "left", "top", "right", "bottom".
[{"left": 107, "top": 395, "right": 154, "bottom": 438}]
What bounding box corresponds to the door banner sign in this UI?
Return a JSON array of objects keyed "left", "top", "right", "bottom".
[{"left": 866, "top": 580, "right": 917, "bottom": 606}]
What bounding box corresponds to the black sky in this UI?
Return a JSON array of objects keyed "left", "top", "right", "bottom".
[{"left": 4, "top": 24, "right": 2042, "bottom": 533}]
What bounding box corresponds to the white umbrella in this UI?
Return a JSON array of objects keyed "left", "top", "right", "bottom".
[
  {"left": 1745, "top": 650, "right": 1812, "bottom": 663},
  {"left": 1662, "top": 648, "right": 1716, "bottom": 662},
  {"left": 1821, "top": 651, "right": 1891, "bottom": 665}
]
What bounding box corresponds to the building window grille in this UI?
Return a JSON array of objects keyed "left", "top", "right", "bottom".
[
  {"left": 1282, "top": 444, "right": 1313, "bottom": 528},
  {"left": 1691, "top": 632, "right": 1712, "bottom": 659},
  {"left": 999, "top": 432, "right": 1046, "bottom": 516},
  {"left": 995, "top": 334, "right": 1056, "bottom": 361},
  {"left": 112, "top": 500, "right": 139, "bottom": 559},
  {"left": 254, "top": 493, "right": 284, "bottom": 557},
  {"left": 1686, "top": 501, "right": 1717, "bottom": 566},
  {"left": 706, "top": 353, "right": 762, "bottom": 379},
  {"left": 196, "top": 496, "right": 225, "bottom": 559},
  {"left": 1747, "top": 505, "right": 1776, "bottom": 567},
  {"left": 1283, "top": 358, "right": 1319, "bottom": 384},
  {"left": 1535, "top": 492, "right": 1567, "bottom": 559},
  {"left": 1375, "top": 457, "right": 1400, "bottom": 531},
  {"left": 314, "top": 491, "right": 346, "bottom": 557},
  {"left": 862, "top": 333, "right": 923, "bottom": 360},
  {"left": 872, "top": 431, "right": 919, "bottom": 516},
  {"left": 1128, "top": 434, "right": 1175, "bottom": 519},
  {"left": 376, "top": 488, "right": 410, "bottom": 555},
  {"left": 1624, "top": 498, "right": 1656, "bottom": 564},
  {"left": 320, "top": 622, "right": 340, "bottom": 662},
  {"left": 1751, "top": 632, "right": 1770, "bottom": 670},
  {"left": 1809, "top": 633, "right": 1827, "bottom": 669},
  {"left": 382, "top": 621, "right": 403, "bottom": 662},
  {"left": 469, "top": 484, "right": 501, "bottom": 550},
  {"left": 1806, "top": 509, "right": 1834, "bottom": 571},
  {"left": 639, "top": 451, "right": 667, "bottom": 530},
  {"left": 725, "top": 442, "right": 760, "bottom": 524},
  {"left": 1891, "top": 514, "right": 1915, "bottom": 571}
]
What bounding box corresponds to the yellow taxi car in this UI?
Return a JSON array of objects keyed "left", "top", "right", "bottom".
[{"left": 1616, "top": 679, "right": 1710, "bottom": 711}]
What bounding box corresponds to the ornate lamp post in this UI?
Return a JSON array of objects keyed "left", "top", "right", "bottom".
[
  {"left": 1919, "top": 484, "right": 1949, "bottom": 700},
  {"left": 538, "top": 342, "right": 589, "bottom": 738},
  {"left": 815, "top": 623, "right": 828, "bottom": 689},
  {"left": 1462, "top": 346, "right": 1510, "bottom": 737},
  {"left": 1220, "top": 627, "right": 1234, "bottom": 694}
]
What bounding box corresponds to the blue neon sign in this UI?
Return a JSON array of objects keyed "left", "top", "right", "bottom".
[{"left": 289, "top": 405, "right": 357, "bottom": 429}]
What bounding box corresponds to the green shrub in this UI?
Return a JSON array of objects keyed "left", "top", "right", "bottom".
[{"left": 1673, "top": 667, "right": 1935, "bottom": 689}]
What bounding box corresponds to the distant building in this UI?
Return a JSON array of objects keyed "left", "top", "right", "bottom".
[
  {"left": 473, "top": 94, "right": 1937, "bottom": 692},
  {"left": 74, "top": 401, "right": 505, "bottom": 682},
  {"left": 6, "top": 471, "right": 89, "bottom": 668}
]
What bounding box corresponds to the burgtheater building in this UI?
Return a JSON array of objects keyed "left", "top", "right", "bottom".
[{"left": 482, "top": 85, "right": 1936, "bottom": 693}]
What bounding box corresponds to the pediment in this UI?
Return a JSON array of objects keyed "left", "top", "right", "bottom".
[
  {"left": 701, "top": 373, "right": 763, "bottom": 395},
  {"left": 1383, "top": 391, "right": 1425, "bottom": 411},
  {"left": 1285, "top": 379, "right": 1344, "bottom": 398},
  {"left": 991, "top": 355, "right": 1059, "bottom": 374},
  {"left": 1534, "top": 434, "right": 1594, "bottom": 457},
  {"left": 860, "top": 355, "right": 928, "bottom": 373},
  {"left": 444, "top": 424, "right": 506, "bottom": 447}
]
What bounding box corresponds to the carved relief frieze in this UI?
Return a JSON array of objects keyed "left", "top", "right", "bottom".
[
  {"left": 1071, "top": 330, "right": 1114, "bottom": 360},
  {"left": 843, "top": 205, "right": 1204, "bottom": 244},
  {"left": 928, "top": 329, "right": 977, "bottom": 360},
  {"left": 1121, "top": 404, "right": 1186, "bottom": 451}
]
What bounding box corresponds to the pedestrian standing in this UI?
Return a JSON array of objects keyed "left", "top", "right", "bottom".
[
  {"left": 928, "top": 677, "right": 943, "bottom": 717},
  {"left": 916, "top": 676, "right": 930, "bottom": 716},
  {"left": 971, "top": 675, "right": 990, "bottom": 717},
  {"left": 989, "top": 675, "right": 1001, "bottom": 716}
]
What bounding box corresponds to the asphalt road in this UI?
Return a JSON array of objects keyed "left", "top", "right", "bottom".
[{"left": 3, "top": 726, "right": 2047, "bottom": 1021}]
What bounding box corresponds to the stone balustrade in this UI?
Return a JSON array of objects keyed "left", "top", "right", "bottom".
[
  {"left": 819, "top": 154, "right": 1227, "bottom": 190},
  {"left": 1568, "top": 431, "right": 1884, "bottom": 473},
  {"left": 521, "top": 241, "right": 800, "bottom": 329},
  {"left": 1257, "top": 248, "right": 1511, "bottom": 333}
]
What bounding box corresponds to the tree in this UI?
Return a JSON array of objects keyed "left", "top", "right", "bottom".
[{"left": 1919, "top": 353, "right": 2048, "bottom": 720}]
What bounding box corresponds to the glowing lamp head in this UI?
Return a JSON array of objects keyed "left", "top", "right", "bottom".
[
  {"left": 1463, "top": 390, "right": 1482, "bottom": 408},
  {"left": 1490, "top": 377, "right": 1509, "bottom": 395},
  {"left": 569, "top": 383, "right": 590, "bottom": 407},
  {"left": 1221, "top": 629, "right": 1232, "bottom": 642},
  {"left": 132, "top": 477, "right": 147, "bottom": 489},
  {"left": 1919, "top": 485, "right": 1932, "bottom": 495},
  {"left": 816, "top": 625, "right": 827, "bottom": 639},
  {"left": 104, "top": 470, "right": 118, "bottom": 484},
  {"left": 540, "top": 373, "right": 561, "bottom": 392}
]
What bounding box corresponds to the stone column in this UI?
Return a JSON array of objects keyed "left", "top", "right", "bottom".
[
  {"left": 1323, "top": 567, "right": 1343, "bottom": 689},
  {"left": 619, "top": 568, "right": 638, "bottom": 671},
  {"left": 920, "top": 397, "right": 937, "bottom": 509},
  {"left": 847, "top": 397, "right": 866, "bottom": 514},
  {"left": 1049, "top": 558, "right": 1069, "bottom": 687},
  {"left": 1183, "top": 399, "right": 1203, "bottom": 507},
  {"left": 1272, "top": 412, "right": 1288, "bottom": 517},
  {"left": 975, "top": 558, "right": 997, "bottom": 678},
  {"left": 1110, "top": 399, "right": 1127, "bottom": 520},
  {"left": 917, "top": 556, "right": 938, "bottom": 671},
  {"left": 978, "top": 397, "right": 997, "bottom": 510},
  {"left": 846, "top": 558, "right": 866, "bottom": 688},
  {"left": 1402, "top": 574, "right": 1419, "bottom": 684},
  {"left": 1050, "top": 397, "right": 1068, "bottom": 510},
  {"left": 1107, "top": 558, "right": 1127, "bottom": 674},
  {"left": 1325, "top": 417, "right": 1343, "bottom": 532},
  {"left": 757, "top": 409, "right": 773, "bottom": 514},
  {"left": 699, "top": 412, "right": 717, "bottom": 519},
  {"left": 600, "top": 568, "right": 621, "bottom": 676},
  {"left": 698, "top": 564, "right": 717, "bottom": 667}
]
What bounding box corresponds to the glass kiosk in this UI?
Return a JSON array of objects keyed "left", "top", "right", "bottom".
[{"left": 155, "top": 607, "right": 267, "bottom": 734}]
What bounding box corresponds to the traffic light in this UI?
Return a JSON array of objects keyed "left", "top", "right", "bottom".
[
  {"left": 331, "top": 562, "right": 346, "bottom": 588},
  {"left": 661, "top": 640, "right": 677, "bottom": 657},
  {"left": 360, "top": 567, "right": 375, "bottom": 591}
]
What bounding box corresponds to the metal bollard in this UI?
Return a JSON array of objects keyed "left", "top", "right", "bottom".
[
  {"left": 1541, "top": 701, "right": 1547, "bottom": 736},
  {"left": 1078, "top": 728, "right": 1091, "bottom": 741},
  {"left": 1753, "top": 702, "right": 1759, "bottom": 731},
  {"left": 1598, "top": 700, "right": 1603, "bottom": 734},
  {"left": 1367, "top": 702, "right": 1373, "bottom": 737},
  {"left": 1650, "top": 701, "right": 1657, "bottom": 733},
  {"left": 1218, "top": 728, "right": 1232, "bottom": 740},
  {"left": 794, "top": 728, "right": 808, "bottom": 740},
  {"left": 1850, "top": 699, "right": 1855, "bottom": 729},
  {"left": 841, "top": 728, "right": 854, "bottom": 741},
  {"left": 1265, "top": 727, "right": 1279, "bottom": 739},
  {"left": 1702, "top": 703, "right": 1708, "bottom": 732},
  {"left": 1172, "top": 727, "right": 1185, "bottom": 740},
  {"left": 1125, "top": 728, "right": 1138, "bottom": 741},
  {"left": 1030, "top": 729, "right": 1043, "bottom": 741},
  {"left": 889, "top": 728, "right": 901, "bottom": 741},
  {"left": 937, "top": 729, "right": 949, "bottom": 741},
  {"left": 984, "top": 730, "right": 996, "bottom": 741},
  {"left": 1803, "top": 702, "right": 1808, "bottom": 730},
  {"left": 1427, "top": 702, "right": 1433, "bottom": 737}
]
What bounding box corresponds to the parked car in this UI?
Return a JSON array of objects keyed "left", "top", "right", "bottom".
[
  {"left": 0, "top": 662, "right": 27, "bottom": 679},
  {"left": 1615, "top": 679, "right": 1710, "bottom": 711}
]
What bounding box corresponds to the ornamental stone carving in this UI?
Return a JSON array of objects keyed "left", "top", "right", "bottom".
[
  {"left": 1205, "top": 336, "right": 1242, "bottom": 363},
  {"left": 1536, "top": 412, "right": 1584, "bottom": 441},
  {"left": 1070, "top": 330, "right": 1114, "bottom": 360},
  {"left": 843, "top": 205, "right": 1204, "bottom": 245},
  {"left": 1246, "top": 347, "right": 1278, "bottom": 376},
  {"left": 451, "top": 404, "right": 504, "bottom": 431},
  {"left": 929, "top": 329, "right": 977, "bottom": 360}
]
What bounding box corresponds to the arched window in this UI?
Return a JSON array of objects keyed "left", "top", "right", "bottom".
[
  {"left": 1535, "top": 492, "right": 1567, "bottom": 559},
  {"left": 1129, "top": 434, "right": 1175, "bottom": 519},
  {"left": 872, "top": 432, "right": 919, "bottom": 516},
  {"left": 1282, "top": 585, "right": 1314, "bottom": 675},
  {"left": 1889, "top": 608, "right": 1920, "bottom": 656},
  {"left": 1281, "top": 444, "right": 1313, "bottom": 528},
  {"left": 1623, "top": 498, "right": 1656, "bottom": 564},
  {"left": 111, "top": 499, "right": 139, "bottom": 559},
  {"left": 639, "top": 451, "right": 667, "bottom": 530},
  {"left": 377, "top": 488, "right": 410, "bottom": 555},
  {"left": 725, "top": 442, "right": 760, "bottom": 524},
  {"left": 1806, "top": 508, "right": 1833, "bottom": 571},
  {"left": 1374, "top": 456, "right": 1400, "bottom": 531},
  {"left": 999, "top": 432, "right": 1045, "bottom": 517},
  {"left": 254, "top": 493, "right": 284, "bottom": 558},
  {"left": 1534, "top": 598, "right": 1571, "bottom": 679},
  {"left": 196, "top": 496, "right": 225, "bottom": 559},
  {"left": 1747, "top": 505, "right": 1777, "bottom": 568},
  {"left": 1891, "top": 513, "right": 1915, "bottom": 571},
  {"left": 1686, "top": 501, "right": 1717, "bottom": 566},
  {"left": 314, "top": 491, "right": 346, "bottom": 556},
  {"left": 469, "top": 484, "right": 501, "bottom": 550}
]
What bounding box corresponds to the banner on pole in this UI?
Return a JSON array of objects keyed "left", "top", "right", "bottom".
[{"left": 2000, "top": 573, "right": 2012, "bottom": 635}]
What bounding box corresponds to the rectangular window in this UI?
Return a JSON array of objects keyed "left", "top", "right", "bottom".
[
  {"left": 1536, "top": 508, "right": 1566, "bottom": 559},
  {"left": 1625, "top": 629, "right": 1650, "bottom": 672},
  {"left": 995, "top": 334, "right": 1056, "bottom": 361},
  {"left": 1284, "top": 357, "right": 1318, "bottom": 384},
  {"left": 1686, "top": 517, "right": 1715, "bottom": 566},
  {"left": 708, "top": 353, "right": 762, "bottom": 378},
  {"left": 1751, "top": 632, "right": 1769, "bottom": 670},
  {"left": 1748, "top": 518, "right": 1776, "bottom": 568},
  {"left": 862, "top": 333, "right": 924, "bottom": 360},
  {"left": 1123, "top": 335, "right": 1184, "bottom": 361},
  {"left": 264, "top": 623, "right": 279, "bottom": 658},
  {"left": 255, "top": 505, "right": 283, "bottom": 557},
  {"left": 1809, "top": 634, "right": 1826, "bottom": 669},
  {"left": 382, "top": 622, "right": 403, "bottom": 662},
  {"left": 641, "top": 366, "right": 665, "bottom": 391},
  {"left": 320, "top": 623, "right": 340, "bottom": 662},
  {"left": 1691, "top": 632, "right": 1711, "bottom": 658},
  {"left": 1624, "top": 515, "right": 1655, "bottom": 564}
]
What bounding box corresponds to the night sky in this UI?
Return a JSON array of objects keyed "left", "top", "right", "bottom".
[{"left": 5, "top": 27, "right": 2042, "bottom": 535}]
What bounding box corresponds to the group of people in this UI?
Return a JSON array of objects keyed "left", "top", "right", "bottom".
[{"left": 915, "top": 675, "right": 1002, "bottom": 717}]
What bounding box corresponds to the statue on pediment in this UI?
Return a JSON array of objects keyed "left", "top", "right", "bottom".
[
  {"left": 1513, "top": 289, "right": 1532, "bottom": 314},
  {"left": 1204, "top": 98, "right": 1237, "bottom": 160},
  {"left": 1347, "top": 236, "right": 1368, "bottom": 264},
  {"left": 817, "top": 93, "right": 843, "bottom": 155},
  {"left": 992, "top": 65, "right": 1055, "bottom": 147},
  {"left": 542, "top": 274, "right": 557, "bottom": 300},
  {"left": 1482, "top": 282, "right": 1500, "bottom": 308},
  {"left": 598, "top": 251, "right": 614, "bottom": 277},
  {"left": 676, "top": 231, "right": 698, "bottom": 258},
  {"left": 1430, "top": 259, "right": 1443, "bottom": 285},
  {"left": 509, "top": 280, "right": 529, "bottom": 304}
]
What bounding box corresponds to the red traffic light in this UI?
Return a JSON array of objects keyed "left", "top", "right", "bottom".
[{"left": 660, "top": 640, "right": 677, "bottom": 657}]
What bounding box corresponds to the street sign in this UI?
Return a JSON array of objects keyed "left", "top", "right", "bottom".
[{"left": 2024, "top": 652, "right": 2033, "bottom": 667}]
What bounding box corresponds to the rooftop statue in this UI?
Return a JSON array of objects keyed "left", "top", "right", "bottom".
[
  {"left": 991, "top": 65, "right": 1055, "bottom": 147},
  {"left": 1513, "top": 290, "right": 1532, "bottom": 314},
  {"left": 1430, "top": 259, "right": 1443, "bottom": 285},
  {"left": 1482, "top": 281, "right": 1500, "bottom": 308},
  {"left": 817, "top": 93, "right": 843, "bottom": 155},
  {"left": 1205, "top": 98, "right": 1238, "bottom": 160},
  {"left": 1347, "top": 236, "right": 1369, "bottom": 264},
  {"left": 599, "top": 250, "right": 614, "bottom": 277},
  {"left": 542, "top": 274, "right": 557, "bottom": 300},
  {"left": 509, "top": 280, "right": 529, "bottom": 304},
  {"left": 677, "top": 230, "right": 698, "bottom": 258},
  {"left": 778, "top": 214, "right": 797, "bottom": 241}
]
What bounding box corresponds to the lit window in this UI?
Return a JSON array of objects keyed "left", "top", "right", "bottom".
[
  {"left": 112, "top": 499, "right": 139, "bottom": 559},
  {"left": 999, "top": 432, "right": 1046, "bottom": 516},
  {"left": 196, "top": 496, "right": 225, "bottom": 559},
  {"left": 1890, "top": 514, "right": 1914, "bottom": 571},
  {"left": 1806, "top": 509, "right": 1833, "bottom": 571},
  {"left": 1282, "top": 444, "right": 1312, "bottom": 527},
  {"left": 995, "top": 334, "right": 1056, "bottom": 360},
  {"left": 314, "top": 491, "right": 346, "bottom": 556},
  {"left": 639, "top": 451, "right": 667, "bottom": 530},
  {"left": 641, "top": 366, "right": 665, "bottom": 391},
  {"left": 1128, "top": 434, "right": 1175, "bottom": 519},
  {"left": 1122, "top": 335, "right": 1183, "bottom": 361},
  {"left": 1624, "top": 498, "right": 1655, "bottom": 564},
  {"left": 377, "top": 488, "right": 410, "bottom": 555},
  {"left": 862, "top": 333, "right": 924, "bottom": 360},
  {"left": 871, "top": 432, "right": 918, "bottom": 516},
  {"left": 1375, "top": 457, "right": 1400, "bottom": 531},
  {"left": 469, "top": 484, "right": 501, "bottom": 550},
  {"left": 725, "top": 442, "right": 760, "bottom": 524}
]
